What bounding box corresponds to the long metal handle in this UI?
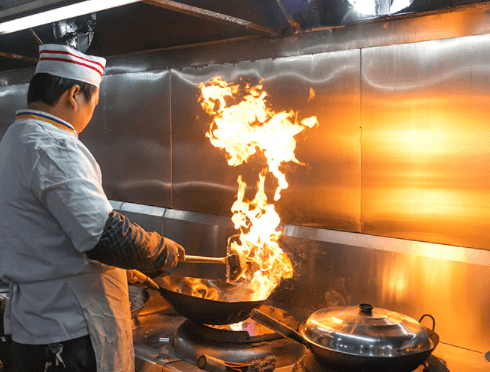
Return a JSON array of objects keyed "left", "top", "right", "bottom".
[
  {"left": 131, "top": 270, "right": 160, "bottom": 291},
  {"left": 183, "top": 255, "right": 228, "bottom": 264},
  {"left": 196, "top": 355, "right": 228, "bottom": 372},
  {"left": 250, "top": 309, "right": 308, "bottom": 346}
]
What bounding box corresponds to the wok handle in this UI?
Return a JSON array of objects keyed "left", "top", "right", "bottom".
[
  {"left": 196, "top": 355, "right": 228, "bottom": 372},
  {"left": 250, "top": 309, "right": 308, "bottom": 346},
  {"left": 184, "top": 255, "right": 228, "bottom": 264},
  {"left": 131, "top": 270, "right": 160, "bottom": 291}
]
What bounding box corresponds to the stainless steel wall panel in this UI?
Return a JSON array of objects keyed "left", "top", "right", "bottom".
[
  {"left": 113, "top": 203, "right": 490, "bottom": 354},
  {"left": 0, "top": 83, "right": 27, "bottom": 140},
  {"left": 273, "top": 232, "right": 490, "bottom": 354},
  {"left": 170, "top": 65, "right": 238, "bottom": 217},
  {"left": 83, "top": 70, "right": 172, "bottom": 208},
  {"left": 171, "top": 51, "right": 361, "bottom": 231},
  {"left": 160, "top": 217, "right": 234, "bottom": 280},
  {"left": 265, "top": 52, "right": 361, "bottom": 231},
  {"left": 162, "top": 209, "right": 236, "bottom": 280},
  {"left": 361, "top": 34, "right": 490, "bottom": 250},
  {"left": 114, "top": 202, "right": 236, "bottom": 280},
  {"left": 0, "top": 68, "right": 34, "bottom": 86}
]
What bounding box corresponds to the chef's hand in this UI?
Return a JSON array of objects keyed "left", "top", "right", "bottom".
[
  {"left": 163, "top": 238, "right": 185, "bottom": 269},
  {"left": 126, "top": 269, "right": 138, "bottom": 284}
]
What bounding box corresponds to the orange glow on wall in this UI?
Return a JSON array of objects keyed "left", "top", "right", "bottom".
[{"left": 362, "top": 90, "right": 490, "bottom": 249}]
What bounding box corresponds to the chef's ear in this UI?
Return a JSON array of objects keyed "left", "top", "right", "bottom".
[{"left": 67, "top": 85, "right": 81, "bottom": 111}]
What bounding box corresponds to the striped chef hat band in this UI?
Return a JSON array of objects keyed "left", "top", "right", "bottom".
[{"left": 35, "top": 44, "right": 106, "bottom": 88}]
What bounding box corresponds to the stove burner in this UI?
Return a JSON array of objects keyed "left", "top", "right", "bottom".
[
  {"left": 208, "top": 318, "right": 278, "bottom": 338},
  {"left": 172, "top": 306, "right": 306, "bottom": 367},
  {"left": 292, "top": 351, "right": 450, "bottom": 372},
  {"left": 180, "top": 305, "right": 301, "bottom": 343}
]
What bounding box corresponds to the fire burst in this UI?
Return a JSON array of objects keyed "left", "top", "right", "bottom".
[{"left": 199, "top": 77, "right": 318, "bottom": 301}]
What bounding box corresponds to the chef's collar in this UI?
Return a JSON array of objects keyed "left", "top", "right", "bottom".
[{"left": 16, "top": 110, "right": 78, "bottom": 137}]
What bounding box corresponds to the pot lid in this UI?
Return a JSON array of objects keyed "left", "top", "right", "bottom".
[{"left": 300, "top": 304, "right": 434, "bottom": 357}]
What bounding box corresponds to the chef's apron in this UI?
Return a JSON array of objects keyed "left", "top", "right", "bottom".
[
  {"left": 64, "top": 266, "right": 134, "bottom": 372},
  {"left": 4, "top": 266, "right": 134, "bottom": 372}
]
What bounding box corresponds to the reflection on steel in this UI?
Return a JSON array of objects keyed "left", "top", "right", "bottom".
[
  {"left": 111, "top": 203, "right": 490, "bottom": 354},
  {"left": 114, "top": 201, "right": 490, "bottom": 268},
  {"left": 82, "top": 71, "right": 172, "bottom": 208},
  {"left": 275, "top": 0, "right": 301, "bottom": 31},
  {"left": 276, "top": 230, "right": 490, "bottom": 355},
  {"left": 120, "top": 202, "right": 165, "bottom": 217},
  {"left": 346, "top": 0, "right": 415, "bottom": 16},
  {"left": 1, "top": 4, "right": 490, "bottom": 360},
  {"left": 0, "top": 51, "right": 37, "bottom": 62},
  {"left": 143, "top": 0, "right": 279, "bottom": 36},
  {"left": 361, "top": 34, "right": 490, "bottom": 250},
  {"left": 347, "top": 0, "right": 379, "bottom": 16},
  {"left": 170, "top": 52, "right": 361, "bottom": 231},
  {"left": 281, "top": 224, "right": 490, "bottom": 267},
  {"left": 108, "top": 200, "right": 123, "bottom": 211},
  {"left": 107, "top": 35, "right": 263, "bottom": 60},
  {"left": 0, "top": 83, "right": 28, "bottom": 139},
  {"left": 0, "top": 69, "right": 35, "bottom": 87},
  {"left": 1, "top": 20, "right": 489, "bottom": 252},
  {"left": 52, "top": 14, "right": 97, "bottom": 53},
  {"left": 390, "top": 0, "right": 414, "bottom": 14}
]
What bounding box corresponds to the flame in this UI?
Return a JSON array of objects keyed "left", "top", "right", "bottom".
[
  {"left": 175, "top": 277, "right": 220, "bottom": 300},
  {"left": 211, "top": 319, "right": 274, "bottom": 335},
  {"left": 230, "top": 322, "right": 244, "bottom": 331},
  {"left": 199, "top": 77, "right": 318, "bottom": 300},
  {"left": 307, "top": 87, "right": 316, "bottom": 102}
]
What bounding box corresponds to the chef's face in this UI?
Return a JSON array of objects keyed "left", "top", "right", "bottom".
[{"left": 75, "top": 87, "right": 100, "bottom": 133}]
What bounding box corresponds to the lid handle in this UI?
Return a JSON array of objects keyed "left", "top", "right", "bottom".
[{"left": 359, "top": 303, "right": 373, "bottom": 315}]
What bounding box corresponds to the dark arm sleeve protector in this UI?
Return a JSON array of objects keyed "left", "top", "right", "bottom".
[{"left": 86, "top": 210, "right": 169, "bottom": 271}]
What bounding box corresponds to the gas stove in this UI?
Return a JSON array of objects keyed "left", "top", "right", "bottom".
[
  {"left": 172, "top": 316, "right": 305, "bottom": 366},
  {"left": 132, "top": 290, "right": 482, "bottom": 372},
  {"left": 133, "top": 301, "right": 306, "bottom": 372}
]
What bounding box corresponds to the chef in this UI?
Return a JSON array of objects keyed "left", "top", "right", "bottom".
[{"left": 0, "top": 44, "right": 185, "bottom": 372}]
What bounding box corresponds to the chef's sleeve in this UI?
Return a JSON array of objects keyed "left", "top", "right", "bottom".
[{"left": 85, "top": 210, "right": 183, "bottom": 271}]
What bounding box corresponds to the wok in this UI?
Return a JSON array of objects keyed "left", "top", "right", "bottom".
[
  {"left": 136, "top": 272, "right": 266, "bottom": 325},
  {"left": 250, "top": 305, "right": 439, "bottom": 372}
]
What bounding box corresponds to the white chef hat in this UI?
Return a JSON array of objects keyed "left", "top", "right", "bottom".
[{"left": 35, "top": 44, "right": 106, "bottom": 88}]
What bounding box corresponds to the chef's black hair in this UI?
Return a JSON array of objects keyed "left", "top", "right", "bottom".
[{"left": 27, "top": 73, "right": 97, "bottom": 106}]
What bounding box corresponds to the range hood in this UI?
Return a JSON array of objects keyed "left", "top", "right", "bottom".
[{"left": 0, "top": 0, "right": 488, "bottom": 72}]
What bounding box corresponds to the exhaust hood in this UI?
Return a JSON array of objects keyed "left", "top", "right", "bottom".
[{"left": 0, "top": 0, "right": 488, "bottom": 72}]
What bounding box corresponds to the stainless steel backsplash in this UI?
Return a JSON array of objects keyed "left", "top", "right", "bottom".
[
  {"left": 1, "top": 3, "right": 489, "bottom": 357},
  {"left": 111, "top": 202, "right": 490, "bottom": 355}
]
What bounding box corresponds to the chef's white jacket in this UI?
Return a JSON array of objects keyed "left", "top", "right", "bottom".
[{"left": 0, "top": 110, "right": 134, "bottom": 371}]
